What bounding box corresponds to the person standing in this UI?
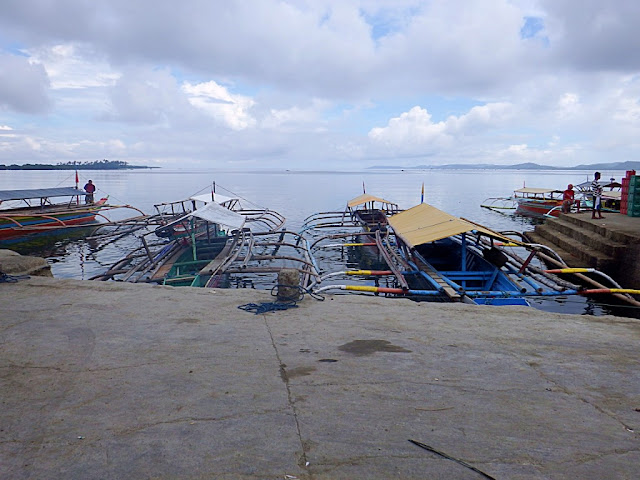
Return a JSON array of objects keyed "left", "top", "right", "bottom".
[
  {"left": 84, "top": 180, "right": 96, "bottom": 204},
  {"left": 591, "top": 172, "right": 604, "bottom": 219},
  {"left": 562, "top": 184, "right": 578, "bottom": 213}
]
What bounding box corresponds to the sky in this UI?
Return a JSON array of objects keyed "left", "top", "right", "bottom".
[{"left": 0, "top": 0, "right": 639, "bottom": 170}]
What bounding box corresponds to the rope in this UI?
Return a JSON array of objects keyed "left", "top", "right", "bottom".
[
  {"left": 237, "top": 284, "right": 324, "bottom": 314},
  {"left": 0, "top": 271, "right": 30, "bottom": 283},
  {"left": 238, "top": 301, "right": 299, "bottom": 314}
]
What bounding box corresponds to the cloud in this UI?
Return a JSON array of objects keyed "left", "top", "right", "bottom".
[
  {"left": 103, "top": 68, "right": 193, "bottom": 125},
  {"left": 540, "top": 0, "right": 640, "bottom": 71},
  {"left": 27, "top": 43, "right": 119, "bottom": 89},
  {"left": 0, "top": 1, "right": 639, "bottom": 168},
  {"left": 261, "top": 99, "right": 330, "bottom": 131},
  {"left": 182, "top": 81, "right": 256, "bottom": 130},
  {"left": 368, "top": 103, "right": 514, "bottom": 153},
  {"left": 0, "top": 53, "right": 51, "bottom": 113},
  {"left": 369, "top": 107, "right": 450, "bottom": 149}
]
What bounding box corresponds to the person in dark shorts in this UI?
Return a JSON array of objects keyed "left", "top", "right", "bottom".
[
  {"left": 84, "top": 180, "right": 96, "bottom": 204},
  {"left": 591, "top": 172, "right": 604, "bottom": 219}
]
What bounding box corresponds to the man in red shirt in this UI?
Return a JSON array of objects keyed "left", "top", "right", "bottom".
[
  {"left": 562, "top": 184, "right": 579, "bottom": 213},
  {"left": 84, "top": 180, "right": 96, "bottom": 204}
]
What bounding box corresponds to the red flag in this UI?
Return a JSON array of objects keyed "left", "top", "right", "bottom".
[{"left": 75, "top": 170, "right": 79, "bottom": 185}]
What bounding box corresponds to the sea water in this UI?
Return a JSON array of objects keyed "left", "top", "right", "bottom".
[{"left": 0, "top": 168, "right": 632, "bottom": 316}]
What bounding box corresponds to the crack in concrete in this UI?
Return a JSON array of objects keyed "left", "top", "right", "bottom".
[
  {"left": 525, "top": 360, "right": 638, "bottom": 435},
  {"left": 286, "top": 378, "right": 534, "bottom": 393},
  {"left": 552, "top": 446, "right": 640, "bottom": 467},
  {"left": 0, "top": 364, "right": 63, "bottom": 371},
  {"left": 112, "top": 409, "right": 287, "bottom": 436},
  {"left": 263, "top": 316, "right": 310, "bottom": 474}
]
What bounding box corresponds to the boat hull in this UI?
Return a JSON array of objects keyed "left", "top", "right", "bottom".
[
  {"left": 0, "top": 199, "right": 107, "bottom": 245},
  {"left": 515, "top": 199, "right": 561, "bottom": 218},
  {"left": 161, "top": 236, "right": 229, "bottom": 287}
]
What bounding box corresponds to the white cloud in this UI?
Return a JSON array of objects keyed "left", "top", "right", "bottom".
[
  {"left": 182, "top": 81, "right": 256, "bottom": 130},
  {"left": 506, "top": 144, "right": 528, "bottom": 153},
  {"left": 369, "top": 107, "right": 450, "bottom": 149},
  {"left": 0, "top": 1, "right": 639, "bottom": 168},
  {"left": 27, "top": 43, "right": 119, "bottom": 89},
  {"left": 262, "top": 99, "right": 330, "bottom": 131},
  {"left": 557, "top": 92, "right": 580, "bottom": 118},
  {"left": 368, "top": 102, "right": 514, "bottom": 154}
]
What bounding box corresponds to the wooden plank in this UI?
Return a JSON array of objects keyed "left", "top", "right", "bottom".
[
  {"left": 413, "top": 256, "right": 461, "bottom": 300},
  {"left": 149, "top": 247, "right": 185, "bottom": 281},
  {"left": 198, "top": 238, "right": 236, "bottom": 275}
]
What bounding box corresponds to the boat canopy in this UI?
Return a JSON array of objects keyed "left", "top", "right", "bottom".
[
  {"left": 0, "top": 187, "right": 84, "bottom": 202},
  {"left": 189, "top": 192, "right": 236, "bottom": 205},
  {"left": 188, "top": 201, "right": 246, "bottom": 230},
  {"left": 389, "top": 203, "right": 513, "bottom": 249},
  {"left": 514, "top": 187, "right": 561, "bottom": 195},
  {"left": 347, "top": 193, "right": 397, "bottom": 208}
]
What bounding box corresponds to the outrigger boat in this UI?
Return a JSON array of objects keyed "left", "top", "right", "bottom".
[
  {"left": 482, "top": 187, "right": 569, "bottom": 218},
  {"left": 389, "top": 203, "right": 532, "bottom": 305},
  {"left": 299, "top": 193, "right": 400, "bottom": 233},
  {"left": 513, "top": 187, "right": 565, "bottom": 217},
  {"left": 312, "top": 200, "right": 589, "bottom": 306},
  {"left": 0, "top": 187, "right": 138, "bottom": 245},
  {"left": 298, "top": 193, "right": 403, "bottom": 278},
  {"left": 94, "top": 189, "right": 319, "bottom": 290},
  {"left": 153, "top": 191, "right": 286, "bottom": 240},
  {"left": 345, "top": 193, "right": 400, "bottom": 233}
]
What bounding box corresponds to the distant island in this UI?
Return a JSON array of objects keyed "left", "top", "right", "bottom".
[
  {"left": 367, "top": 161, "right": 640, "bottom": 171},
  {"left": 0, "top": 159, "right": 157, "bottom": 170}
]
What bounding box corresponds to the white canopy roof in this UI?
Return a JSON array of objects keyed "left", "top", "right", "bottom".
[
  {"left": 189, "top": 201, "right": 246, "bottom": 230},
  {"left": 189, "top": 192, "right": 236, "bottom": 205}
]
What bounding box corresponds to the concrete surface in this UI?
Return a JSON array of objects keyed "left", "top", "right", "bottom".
[{"left": 1, "top": 277, "right": 639, "bottom": 479}]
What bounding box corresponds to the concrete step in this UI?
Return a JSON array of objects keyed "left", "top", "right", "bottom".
[
  {"left": 530, "top": 226, "right": 618, "bottom": 270},
  {"left": 559, "top": 213, "right": 639, "bottom": 244},
  {"left": 524, "top": 231, "right": 583, "bottom": 267},
  {"left": 542, "top": 218, "right": 627, "bottom": 258}
]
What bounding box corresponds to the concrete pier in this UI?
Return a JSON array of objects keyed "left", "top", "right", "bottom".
[
  {"left": 1, "top": 277, "right": 638, "bottom": 479},
  {"left": 528, "top": 212, "right": 640, "bottom": 289}
]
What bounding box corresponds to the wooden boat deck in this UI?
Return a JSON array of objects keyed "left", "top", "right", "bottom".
[{"left": 150, "top": 248, "right": 188, "bottom": 282}]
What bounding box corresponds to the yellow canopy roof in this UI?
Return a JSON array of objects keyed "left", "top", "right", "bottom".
[
  {"left": 388, "top": 203, "right": 514, "bottom": 248},
  {"left": 347, "top": 193, "right": 397, "bottom": 208}
]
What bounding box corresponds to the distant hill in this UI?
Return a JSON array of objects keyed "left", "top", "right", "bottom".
[
  {"left": 368, "top": 161, "right": 640, "bottom": 171},
  {"left": 0, "top": 159, "right": 156, "bottom": 170}
]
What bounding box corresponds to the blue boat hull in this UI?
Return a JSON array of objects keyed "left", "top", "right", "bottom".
[{"left": 408, "top": 237, "right": 529, "bottom": 306}]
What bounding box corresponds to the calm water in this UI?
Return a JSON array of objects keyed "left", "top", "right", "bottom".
[{"left": 1, "top": 168, "right": 633, "bottom": 316}]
